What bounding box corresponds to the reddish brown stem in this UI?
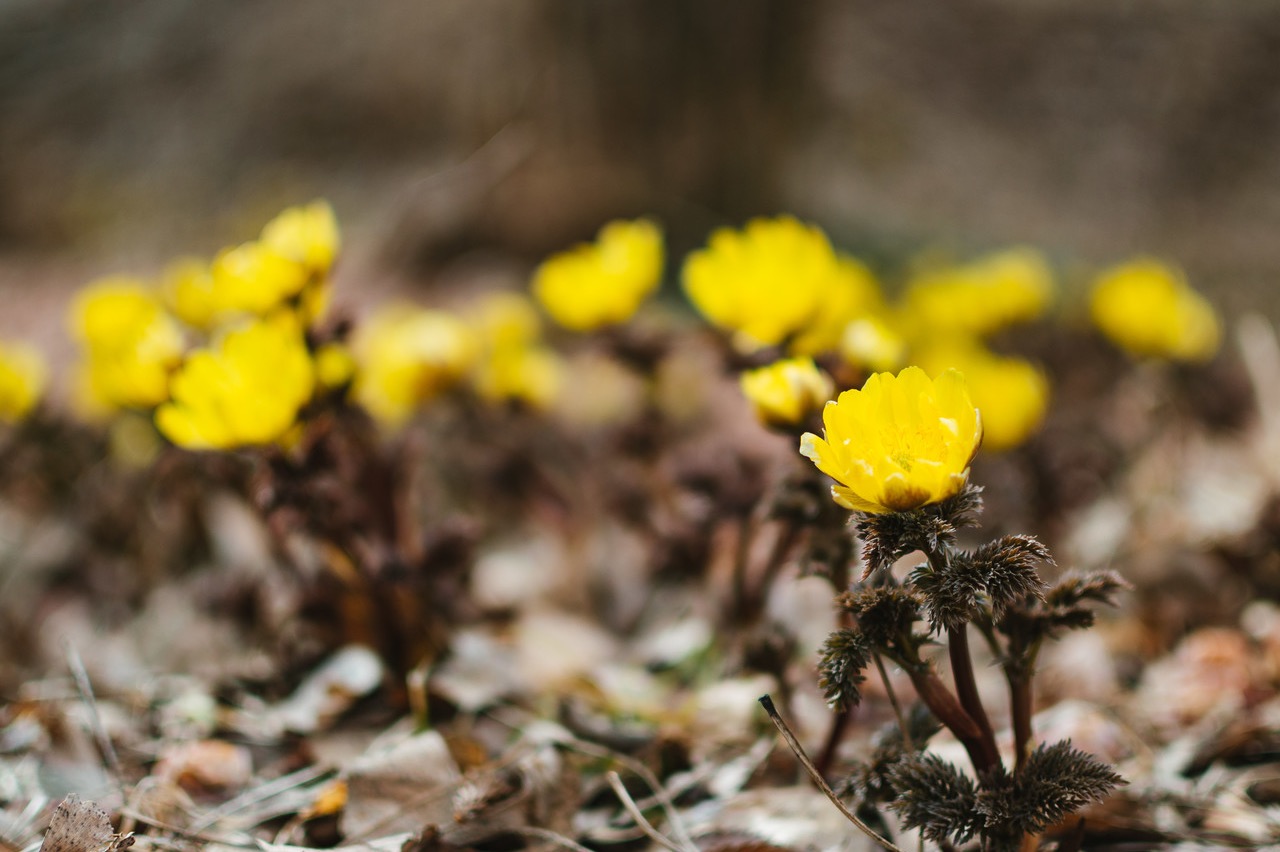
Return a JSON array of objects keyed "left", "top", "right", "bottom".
[
  {"left": 907, "top": 668, "right": 999, "bottom": 775},
  {"left": 1009, "top": 672, "right": 1034, "bottom": 775},
  {"left": 948, "top": 625, "right": 1001, "bottom": 773}
]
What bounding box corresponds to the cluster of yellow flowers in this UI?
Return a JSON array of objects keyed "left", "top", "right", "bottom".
[
  {"left": 1, "top": 203, "right": 1225, "bottom": 472},
  {"left": 689, "top": 216, "right": 1221, "bottom": 452},
  {"left": 66, "top": 201, "right": 341, "bottom": 450}
]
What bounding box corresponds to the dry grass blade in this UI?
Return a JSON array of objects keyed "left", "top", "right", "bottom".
[
  {"left": 605, "top": 771, "right": 695, "bottom": 852},
  {"left": 757, "top": 695, "right": 902, "bottom": 852}
]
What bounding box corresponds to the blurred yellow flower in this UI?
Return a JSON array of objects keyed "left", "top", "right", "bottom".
[
  {"left": 902, "top": 247, "right": 1054, "bottom": 338},
  {"left": 800, "top": 366, "right": 982, "bottom": 514},
  {"left": 790, "top": 255, "right": 883, "bottom": 355},
  {"left": 163, "top": 257, "right": 219, "bottom": 330},
  {"left": 0, "top": 341, "right": 47, "bottom": 423},
  {"left": 209, "top": 241, "right": 311, "bottom": 318},
  {"left": 352, "top": 306, "right": 477, "bottom": 425},
  {"left": 469, "top": 293, "right": 563, "bottom": 408},
  {"left": 314, "top": 342, "right": 357, "bottom": 391},
  {"left": 915, "top": 342, "right": 1049, "bottom": 452},
  {"left": 682, "top": 216, "right": 839, "bottom": 350},
  {"left": 71, "top": 277, "right": 185, "bottom": 412},
  {"left": 260, "top": 200, "right": 340, "bottom": 276},
  {"left": 533, "top": 219, "right": 663, "bottom": 331},
  {"left": 740, "top": 357, "right": 833, "bottom": 428},
  {"left": 155, "top": 315, "right": 316, "bottom": 450},
  {"left": 1089, "top": 258, "right": 1219, "bottom": 362},
  {"left": 840, "top": 315, "right": 908, "bottom": 374}
]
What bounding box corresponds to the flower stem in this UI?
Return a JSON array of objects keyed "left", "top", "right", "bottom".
[
  {"left": 905, "top": 667, "right": 998, "bottom": 775},
  {"left": 947, "top": 624, "right": 1001, "bottom": 773}
]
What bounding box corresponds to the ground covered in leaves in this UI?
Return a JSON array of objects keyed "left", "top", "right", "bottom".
[{"left": 4, "top": 301, "right": 1280, "bottom": 852}]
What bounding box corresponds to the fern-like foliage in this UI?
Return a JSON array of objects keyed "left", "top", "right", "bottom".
[
  {"left": 855, "top": 484, "right": 984, "bottom": 577},
  {"left": 887, "top": 753, "right": 983, "bottom": 846},
  {"left": 816, "top": 628, "right": 870, "bottom": 710}
]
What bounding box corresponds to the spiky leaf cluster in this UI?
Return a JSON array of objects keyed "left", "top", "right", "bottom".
[
  {"left": 842, "top": 705, "right": 940, "bottom": 804},
  {"left": 886, "top": 753, "right": 983, "bottom": 846},
  {"left": 975, "top": 741, "right": 1124, "bottom": 849},
  {"left": 909, "top": 535, "right": 1051, "bottom": 633},
  {"left": 817, "top": 628, "right": 871, "bottom": 710},
  {"left": 855, "top": 484, "right": 983, "bottom": 577},
  {"left": 972, "top": 535, "right": 1051, "bottom": 616},
  {"left": 836, "top": 585, "right": 923, "bottom": 649},
  {"left": 999, "top": 570, "right": 1131, "bottom": 645},
  {"left": 888, "top": 742, "right": 1123, "bottom": 851}
]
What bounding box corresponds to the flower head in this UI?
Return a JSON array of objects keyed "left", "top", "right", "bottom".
[
  {"left": 800, "top": 366, "right": 982, "bottom": 514},
  {"left": 0, "top": 341, "right": 47, "bottom": 423},
  {"left": 915, "top": 342, "right": 1049, "bottom": 452},
  {"left": 260, "top": 200, "right": 340, "bottom": 276},
  {"left": 351, "top": 305, "right": 477, "bottom": 426},
  {"left": 740, "top": 357, "right": 833, "bottom": 428},
  {"left": 155, "top": 314, "right": 316, "bottom": 449},
  {"left": 469, "top": 293, "right": 563, "bottom": 408},
  {"left": 789, "top": 255, "right": 883, "bottom": 355},
  {"left": 71, "top": 277, "right": 186, "bottom": 412},
  {"left": 682, "top": 216, "right": 841, "bottom": 350},
  {"left": 1089, "top": 258, "right": 1219, "bottom": 362},
  {"left": 533, "top": 218, "right": 663, "bottom": 331},
  {"left": 841, "top": 314, "right": 908, "bottom": 374},
  {"left": 902, "top": 248, "right": 1054, "bottom": 338},
  {"left": 209, "top": 241, "right": 312, "bottom": 318}
]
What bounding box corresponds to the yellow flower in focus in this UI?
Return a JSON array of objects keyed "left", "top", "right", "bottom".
[
  {"left": 790, "top": 255, "right": 883, "bottom": 355},
  {"left": 799, "top": 366, "right": 982, "bottom": 514},
  {"left": 902, "top": 247, "right": 1054, "bottom": 338},
  {"left": 352, "top": 306, "right": 477, "bottom": 425},
  {"left": 1089, "top": 258, "right": 1219, "bottom": 362},
  {"left": 209, "top": 241, "right": 311, "bottom": 318},
  {"left": 740, "top": 357, "right": 833, "bottom": 428},
  {"left": 469, "top": 293, "right": 563, "bottom": 408},
  {"left": 0, "top": 341, "right": 47, "bottom": 423},
  {"left": 840, "top": 315, "right": 907, "bottom": 374},
  {"left": 155, "top": 315, "right": 316, "bottom": 449},
  {"left": 915, "top": 342, "right": 1049, "bottom": 452},
  {"left": 682, "top": 216, "right": 839, "bottom": 350},
  {"left": 71, "top": 277, "right": 185, "bottom": 411},
  {"left": 260, "top": 200, "right": 340, "bottom": 275},
  {"left": 532, "top": 219, "right": 663, "bottom": 331}
]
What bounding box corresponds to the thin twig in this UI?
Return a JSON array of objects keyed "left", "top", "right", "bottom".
[
  {"left": 509, "top": 827, "right": 598, "bottom": 852},
  {"left": 605, "top": 771, "right": 694, "bottom": 852},
  {"left": 190, "top": 765, "right": 332, "bottom": 832},
  {"left": 64, "top": 643, "right": 124, "bottom": 797},
  {"left": 758, "top": 695, "right": 902, "bottom": 852},
  {"left": 119, "top": 809, "right": 260, "bottom": 849}
]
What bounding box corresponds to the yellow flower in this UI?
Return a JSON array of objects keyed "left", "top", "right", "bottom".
[
  {"left": 163, "top": 257, "right": 219, "bottom": 330},
  {"left": 209, "top": 241, "right": 311, "bottom": 318},
  {"left": 800, "top": 366, "right": 982, "bottom": 514},
  {"left": 71, "top": 277, "right": 185, "bottom": 411},
  {"left": 314, "top": 343, "right": 357, "bottom": 390},
  {"left": 468, "top": 293, "right": 563, "bottom": 408},
  {"left": 789, "top": 255, "right": 883, "bottom": 355},
  {"left": 840, "top": 315, "right": 907, "bottom": 374},
  {"left": 155, "top": 315, "right": 316, "bottom": 449},
  {"left": 740, "top": 357, "right": 834, "bottom": 427},
  {"left": 682, "top": 216, "right": 839, "bottom": 350},
  {"left": 915, "top": 342, "right": 1049, "bottom": 452},
  {"left": 0, "top": 341, "right": 47, "bottom": 423},
  {"left": 532, "top": 219, "right": 663, "bottom": 331},
  {"left": 260, "top": 200, "right": 340, "bottom": 275},
  {"left": 902, "top": 247, "right": 1054, "bottom": 338},
  {"left": 352, "top": 306, "right": 477, "bottom": 425},
  {"left": 1089, "top": 258, "right": 1219, "bottom": 362}
]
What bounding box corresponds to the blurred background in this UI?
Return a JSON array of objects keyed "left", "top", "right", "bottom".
[{"left": 4, "top": 0, "right": 1280, "bottom": 353}]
